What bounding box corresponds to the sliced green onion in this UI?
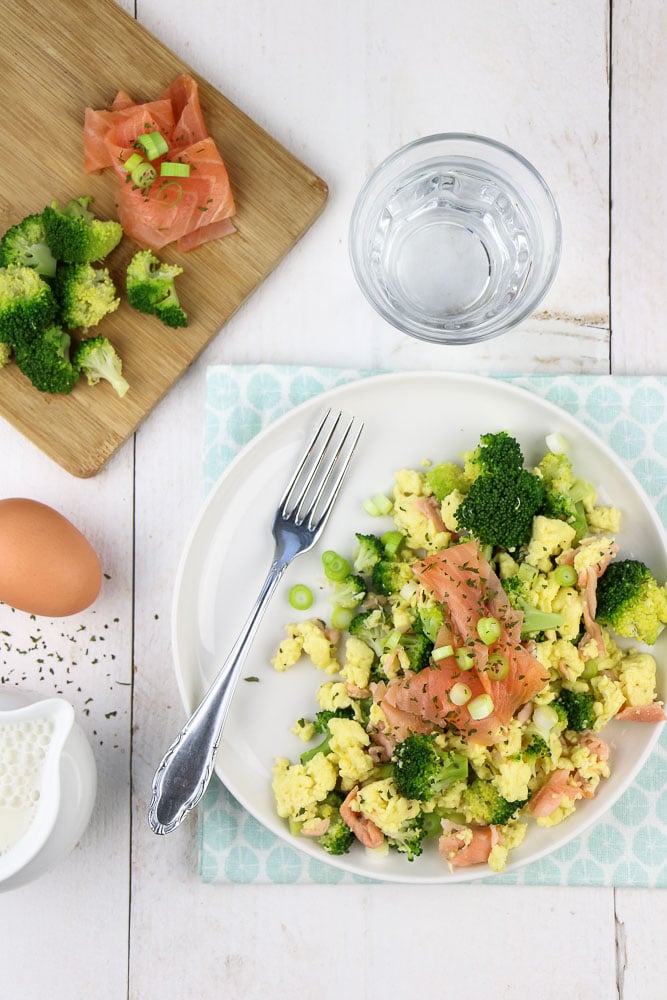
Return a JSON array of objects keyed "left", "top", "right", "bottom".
[
  {"left": 160, "top": 161, "right": 191, "bottom": 178},
  {"left": 382, "top": 530, "right": 403, "bottom": 557},
  {"left": 136, "top": 130, "right": 169, "bottom": 160},
  {"left": 554, "top": 564, "right": 577, "bottom": 587},
  {"left": 468, "top": 694, "right": 494, "bottom": 720},
  {"left": 477, "top": 616, "right": 501, "bottom": 645},
  {"left": 331, "top": 606, "right": 353, "bottom": 631},
  {"left": 486, "top": 652, "right": 509, "bottom": 681},
  {"left": 449, "top": 682, "right": 472, "bottom": 706},
  {"left": 383, "top": 629, "right": 402, "bottom": 652},
  {"left": 375, "top": 494, "right": 393, "bottom": 515},
  {"left": 533, "top": 704, "right": 559, "bottom": 733},
  {"left": 123, "top": 152, "right": 144, "bottom": 173},
  {"left": 432, "top": 644, "right": 454, "bottom": 661},
  {"left": 455, "top": 648, "right": 475, "bottom": 671},
  {"left": 321, "top": 551, "right": 351, "bottom": 581},
  {"left": 419, "top": 606, "right": 444, "bottom": 642},
  {"left": 546, "top": 432, "right": 568, "bottom": 454},
  {"left": 131, "top": 162, "right": 157, "bottom": 188},
  {"left": 363, "top": 493, "right": 393, "bottom": 517},
  {"left": 288, "top": 584, "right": 313, "bottom": 611},
  {"left": 580, "top": 658, "right": 599, "bottom": 680},
  {"left": 155, "top": 180, "right": 183, "bottom": 205}
]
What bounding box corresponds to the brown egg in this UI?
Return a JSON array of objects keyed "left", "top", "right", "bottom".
[{"left": 0, "top": 499, "right": 102, "bottom": 617}]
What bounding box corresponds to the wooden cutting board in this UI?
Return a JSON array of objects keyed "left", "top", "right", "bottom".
[{"left": 1, "top": 0, "right": 328, "bottom": 477}]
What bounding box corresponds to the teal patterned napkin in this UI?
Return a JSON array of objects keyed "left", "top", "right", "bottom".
[{"left": 199, "top": 366, "right": 667, "bottom": 886}]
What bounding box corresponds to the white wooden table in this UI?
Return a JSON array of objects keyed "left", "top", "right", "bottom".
[{"left": 1, "top": 2, "right": 666, "bottom": 997}]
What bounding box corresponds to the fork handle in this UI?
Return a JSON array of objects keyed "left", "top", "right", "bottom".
[{"left": 148, "top": 558, "right": 287, "bottom": 835}]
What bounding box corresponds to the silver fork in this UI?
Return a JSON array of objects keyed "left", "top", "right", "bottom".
[{"left": 148, "top": 408, "right": 364, "bottom": 835}]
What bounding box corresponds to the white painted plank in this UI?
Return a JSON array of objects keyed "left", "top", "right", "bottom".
[
  {"left": 615, "top": 888, "right": 667, "bottom": 1000},
  {"left": 611, "top": 4, "right": 667, "bottom": 985},
  {"left": 0, "top": 423, "right": 134, "bottom": 999},
  {"left": 611, "top": 0, "right": 667, "bottom": 373}
]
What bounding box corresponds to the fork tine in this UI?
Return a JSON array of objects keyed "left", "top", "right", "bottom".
[
  {"left": 298, "top": 415, "right": 363, "bottom": 531},
  {"left": 279, "top": 408, "right": 338, "bottom": 516}
]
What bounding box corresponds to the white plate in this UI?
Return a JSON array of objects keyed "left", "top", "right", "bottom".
[{"left": 171, "top": 371, "right": 666, "bottom": 883}]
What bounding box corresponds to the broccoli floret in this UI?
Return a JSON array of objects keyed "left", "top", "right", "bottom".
[
  {"left": 456, "top": 431, "right": 545, "bottom": 550},
  {"left": 372, "top": 559, "right": 414, "bottom": 597},
  {"left": 331, "top": 573, "right": 367, "bottom": 609},
  {"left": 425, "top": 461, "right": 468, "bottom": 502},
  {"left": 53, "top": 263, "right": 120, "bottom": 329},
  {"left": 126, "top": 249, "right": 188, "bottom": 328},
  {"left": 501, "top": 575, "right": 526, "bottom": 604},
  {"left": 0, "top": 343, "right": 11, "bottom": 367},
  {"left": 522, "top": 734, "right": 551, "bottom": 761},
  {"left": 462, "top": 778, "right": 527, "bottom": 825},
  {"left": 13, "top": 325, "right": 79, "bottom": 394},
  {"left": 388, "top": 813, "right": 431, "bottom": 862},
  {"left": 73, "top": 335, "right": 129, "bottom": 398},
  {"left": 300, "top": 712, "right": 356, "bottom": 764},
  {"left": 555, "top": 688, "right": 596, "bottom": 732},
  {"left": 42, "top": 197, "right": 123, "bottom": 264},
  {"left": 312, "top": 707, "right": 355, "bottom": 734},
  {"left": 502, "top": 575, "right": 565, "bottom": 636},
  {"left": 300, "top": 733, "right": 332, "bottom": 765},
  {"left": 353, "top": 532, "right": 384, "bottom": 574},
  {"left": 596, "top": 558, "right": 667, "bottom": 645},
  {"left": 392, "top": 733, "right": 468, "bottom": 801},
  {"left": 466, "top": 430, "right": 525, "bottom": 478},
  {"left": 518, "top": 602, "right": 564, "bottom": 636},
  {"left": 536, "top": 451, "right": 591, "bottom": 540},
  {"left": 348, "top": 608, "right": 389, "bottom": 658},
  {"left": 0, "top": 214, "right": 57, "bottom": 279},
  {"left": 400, "top": 629, "right": 434, "bottom": 672},
  {"left": 309, "top": 792, "right": 355, "bottom": 855},
  {"left": 417, "top": 604, "right": 445, "bottom": 642},
  {"left": 0, "top": 265, "right": 58, "bottom": 347}
]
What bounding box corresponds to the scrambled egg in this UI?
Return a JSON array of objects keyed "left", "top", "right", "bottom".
[
  {"left": 591, "top": 674, "right": 626, "bottom": 730},
  {"left": 392, "top": 469, "right": 450, "bottom": 552},
  {"left": 327, "top": 718, "right": 375, "bottom": 790},
  {"left": 525, "top": 516, "right": 577, "bottom": 573},
  {"left": 618, "top": 651, "right": 658, "bottom": 707},
  {"left": 535, "top": 797, "right": 578, "bottom": 828},
  {"left": 291, "top": 718, "right": 315, "bottom": 742},
  {"left": 317, "top": 681, "right": 354, "bottom": 712},
  {"left": 441, "top": 489, "right": 465, "bottom": 533},
  {"left": 573, "top": 535, "right": 616, "bottom": 575},
  {"left": 340, "top": 636, "right": 374, "bottom": 689},
  {"left": 355, "top": 778, "right": 421, "bottom": 836},
  {"left": 488, "top": 821, "right": 527, "bottom": 873},
  {"left": 271, "top": 620, "right": 339, "bottom": 674},
  {"left": 492, "top": 758, "right": 533, "bottom": 803},
  {"left": 272, "top": 754, "right": 338, "bottom": 824},
  {"left": 551, "top": 586, "right": 585, "bottom": 640},
  {"left": 587, "top": 506, "right": 621, "bottom": 533},
  {"left": 534, "top": 636, "right": 586, "bottom": 682},
  {"left": 525, "top": 571, "right": 562, "bottom": 613}
]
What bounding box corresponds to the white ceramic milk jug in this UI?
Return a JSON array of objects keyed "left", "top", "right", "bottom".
[{"left": 0, "top": 689, "right": 97, "bottom": 892}]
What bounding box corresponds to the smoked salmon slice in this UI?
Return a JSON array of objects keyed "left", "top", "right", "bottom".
[
  {"left": 83, "top": 74, "right": 236, "bottom": 252},
  {"left": 407, "top": 540, "right": 550, "bottom": 743}
]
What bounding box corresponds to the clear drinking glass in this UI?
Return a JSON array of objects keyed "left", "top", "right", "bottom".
[{"left": 349, "top": 133, "right": 562, "bottom": 345}]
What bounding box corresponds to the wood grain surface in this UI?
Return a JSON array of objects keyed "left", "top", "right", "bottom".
[{"left": 1, "top": 0, "right": 328, "bottom": 477}]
